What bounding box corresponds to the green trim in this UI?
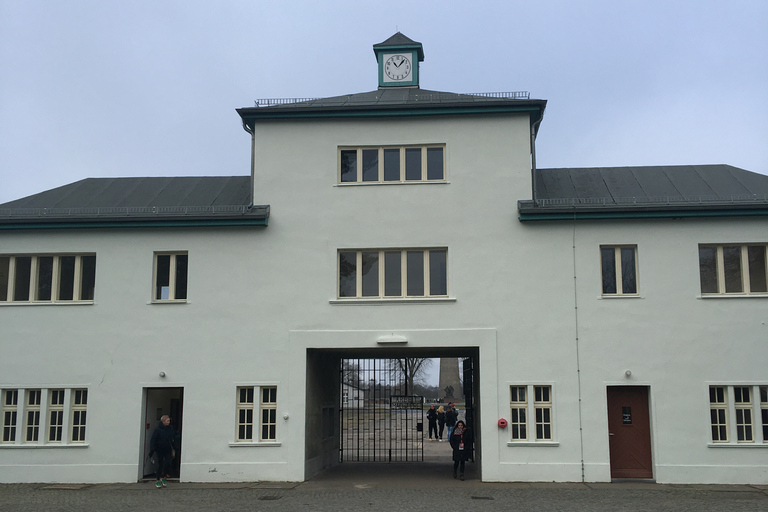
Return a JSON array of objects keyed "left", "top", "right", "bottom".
[
  {"left": 518, "top": 209, "right": 768, "bottom": 221},
  {"left": 377, "top": 49, "right": 419, "bottom": 88},
  {"left": 0, "top": 217, "right": 269, "bottom": 230},
  {"left": 242, "top": 105, "right": 544, "bottom": 125}
]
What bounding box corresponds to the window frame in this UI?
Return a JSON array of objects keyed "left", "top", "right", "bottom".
[
  {"left": 0, "top": 254, "right": 96, "bottom": 304},
  {"left": 338, "top": 145, "right": 446, "bottom": 184},
  {"left": 232, "top": 385, "right": 280, "bottom": 446},
  {"left": 599, "top": 245, "right": 639, "bottom": 296},
  {"left": 0, "top": 387, "right": 88, "bottom": 447},
  {"left": 336, "top": 248, "right": 449, "bottom": 301},
  {"left": 152, "top": 252, "right": 189, "bottom": 303},
  {"left": 708, "top": 385, "right": 768, "bottom": 446},
  {"left": 508, "top": 384, "right": 557, "bottom": 445},
  {"left": 699, "top": 244, "right": 768, "bottom": 296}
]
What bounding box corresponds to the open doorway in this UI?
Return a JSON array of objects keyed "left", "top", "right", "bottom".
[
  {"left": 140, "top": 387, "right": 184, "bottom": 481},
  {"left": 305, "top": 348, "right": 479, "bottom": 480}
]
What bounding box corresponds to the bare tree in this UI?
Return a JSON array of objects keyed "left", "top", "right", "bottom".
[{"left": 391, "top": 358, "right": 432, "bottom": 395}]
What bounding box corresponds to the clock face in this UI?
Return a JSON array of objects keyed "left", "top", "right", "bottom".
[{"left": 384, "top": 54, "right": 412, "bottom": 81}]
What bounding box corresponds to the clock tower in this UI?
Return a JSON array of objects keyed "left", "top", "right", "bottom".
[{"left": 373, "top": 32, "right": 424, "bottom": 88}]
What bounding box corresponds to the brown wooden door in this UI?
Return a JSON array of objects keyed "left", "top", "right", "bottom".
[{"left": 607, "top": 386, "right": 653, "bottom": 479}]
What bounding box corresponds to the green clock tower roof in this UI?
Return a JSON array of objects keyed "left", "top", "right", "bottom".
[{"left": 373, "top": 32, "right": 425, "bottom": 61}]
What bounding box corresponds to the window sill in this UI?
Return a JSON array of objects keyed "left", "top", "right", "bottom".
[
  {"left": 330, "top": 297, "right": 457, "bottom": 305},
  {"left": 0, "top": 301, "right": 94, "bottom": 306},
  {"left": 507, "top": 441, "right": 559, "bottom": 447},
  {"left": 708, "top": 442, "right": 768, "bottom": 448},
  {"left": 698, "top": 294, "right": 768, "bottom": 299},
  {"left": 148, "top": 300, "right": 189, "bottom": 305},
  {"left": 229, "top": 441, "right": 281, "bottom": 448},
  {"left": 599, "top": 295, "right": 643, "bottom": 299},
  {"left": 0, "top": 443, "right": 88, "bottom": 449}
]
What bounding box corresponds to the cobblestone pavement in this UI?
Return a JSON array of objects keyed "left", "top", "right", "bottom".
[{"left": 2, "top": 467, "right": 767, "bottom": 512}]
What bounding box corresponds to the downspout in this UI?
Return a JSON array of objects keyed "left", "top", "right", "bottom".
[
  {"left": 242, "top": 119, "right": 256, "bottom": 207},
  {"left": 572, "top": 213, "right": 586, "bottom": 482}
]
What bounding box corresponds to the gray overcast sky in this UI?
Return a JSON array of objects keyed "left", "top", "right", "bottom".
[{"left": 1, "top": 1, "right": 766, "bottom": 205}]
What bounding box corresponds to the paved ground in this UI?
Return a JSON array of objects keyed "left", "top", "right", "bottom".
[
  {"left": 2, "top": 463, "right": 767, "bottom": 512},
  {"left": 3, "top": 442, "right": 767, "bottom": 511}
]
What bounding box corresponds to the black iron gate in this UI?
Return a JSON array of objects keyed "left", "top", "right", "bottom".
[{"left": 340, "top": 358, "right": 424, "bottom": 462}]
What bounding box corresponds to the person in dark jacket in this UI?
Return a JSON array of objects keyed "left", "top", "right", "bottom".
[
  {"left": 426, "top": 404, "right": 439, "bottom": 441},
  {"left": 149, "top": 415, "right": 177, "bottom": 488},
  {"left": 445, "top": 405, "right": 457, "bottom": 438},
  {"left": 449, "top": 420, "right": 473, "bottom": 480},
  {"left": 436, "top": 405, "right": 446, "bottom": 441}
]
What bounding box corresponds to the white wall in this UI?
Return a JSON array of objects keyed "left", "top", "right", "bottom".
[{"left": 2, "top": 111, "right": 767, "bottom": 484}]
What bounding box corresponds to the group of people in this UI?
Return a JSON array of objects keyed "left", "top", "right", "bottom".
[{"left": 427, "top": 403, "right": 474, "bottom": 480}]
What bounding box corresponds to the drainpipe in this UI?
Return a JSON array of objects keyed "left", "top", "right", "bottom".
[{"left": 242, "top": 120, "right": 255, "bottom": 207}]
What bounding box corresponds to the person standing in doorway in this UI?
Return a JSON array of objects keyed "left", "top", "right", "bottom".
[
  {"left": 427, "top": 404, "right": 439, "bottom": 441},
  {"left": 449, "top": 420, "right": 473, "bottom": 480},
  {"left": 437, "top": 405, "right": 446, "bottom": 441},
  {"left": 445, "top": 405, "right": 457, "bottom": 439},
  {"left": 149, "top": 415, "right": 177, "bottom": 488}
]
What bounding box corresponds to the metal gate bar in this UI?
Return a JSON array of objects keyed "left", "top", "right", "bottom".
[{"left": 340, "top": 358, "right": 424, "bottom": 462}]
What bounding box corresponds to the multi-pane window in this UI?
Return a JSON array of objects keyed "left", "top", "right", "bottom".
[
  {"left": 761, "top": 386, "right": 768, "bottom": 442},
  {"left": 510, "top": 386, "right": 527, "bottom": 440},
  {"left": 534, "top": 386, "right": 553, "bottom": 441},
  {"left": 0, "top": 388, "right": 87, "bottom": 445},
  {"left": 338, "top": 249, "right": 447, "bottom": 299},
  {"left": 509, "top": 385, "right": 554, "bottom": 442},
  {"left": 154, "top": 252, "right": 188, "bottom": 301},
  {"left": 734, "top": 387, "right": 753, "bottom": 442},
  {"left": 339, "top": 145, "right": 445, "bottom": 184},
  {"left": 2, "top": 390, "right": 18, "bottom": 443},
  {"left": 236, "top": 387, "right": 255, "bottom": 441},
  {"left": 70, "top": 389, "right": 87, "bottom": 442},
  {"left": 699, "top": 244, "right": 768, "bottom": 295},
  {"left": 600, "top": 246, "right": 638, "bottom": 295},
  {"left": 709, "top": 385, "right": 767, "bottom": 444},
  {"left": 25, "top": 390, "right": 41, "bottom": 442},
  {"left": 48, "top": 389, "right": 65, "bottom": 442},
  {"left": 0, "top": 254, "right": 96, "bottom": 303},
  {"left": 235, "top": 386, "right": 278, "bottom": 442},
  {"left": 261, "top": 387, "right": 277, "bottom": 441},
  {"left": 709, "top": 386, "right": 728, "bottom": 442}
]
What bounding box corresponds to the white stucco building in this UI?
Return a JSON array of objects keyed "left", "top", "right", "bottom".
[{"left": 1, "top": 33, "right": 767, "bottom": 484}]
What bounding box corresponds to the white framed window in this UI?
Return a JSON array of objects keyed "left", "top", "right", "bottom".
[
  {"left": 260, "top": 387, "right": 277, "bottom": 441},
  {"left": 338, "top": 248, "right": 448, "bottom": 299},
  {"left": 153, "top": 252, "right": 188, "bottom": 302},
  {"left": 0, "top": 387, "right": 87, "bottom": 446},
  {"left": 235, "top": 386, "right": 278, "bottom": 443},
  {"left": 24, "top": 390, "right": 41, "bottom": 442},
  {"left": 339, "top": 145, "right": 445, "bottom": 184},
  {"left": 699, "top": 244, "right": 768, "bottom": 295},
  {"left": 2, "top": 390, "right": 18, "bottom": 443},
  {"left": 509, "top": 384, "right": 555, "bottom": 443},
  {"left": 236, "top": 387, "right": 255, "bottom": 441},
  {"left": 761, "top": 386, "right": 768, "bottom": 442},
  {"left": 48, "top": 389, "right": 65, "bottom": 443},
  {"left": 600, "top": 246, "right": 638, "bottom": 295},
  {"left": 709, "top": 385, "right": 768, "bottom": 444},
  {"left": 0, "top": 254, "right": 96, "bottom": 303},
  {"left": 70, "top": 389, "right": 87, "bottom": 443},
  {"left": 709, "top": 386, "right": 728, "bottom": 442}
]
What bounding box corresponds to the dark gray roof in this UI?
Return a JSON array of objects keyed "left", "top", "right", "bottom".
[
  {"left": 0, "top": 176, "right": 269, "bottom": 229},
  {"left": 519, "top": 165, "right": 768, "bottom": 219}
]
